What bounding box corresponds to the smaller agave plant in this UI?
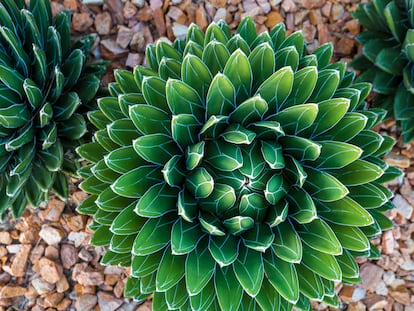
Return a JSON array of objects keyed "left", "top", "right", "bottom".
[
  {"left": 352, "top": 0, "right": 414, "bottom": 143},
  {"left": 78, "top": 17, "right": 401, "bottom": 311},
  {"left": 0, "top": 0, "right": 106, "bottom": 217}
]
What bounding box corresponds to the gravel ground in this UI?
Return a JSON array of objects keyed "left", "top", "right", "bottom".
[{"left": 0, "top": 0, "right": 413, "bottom": 310}]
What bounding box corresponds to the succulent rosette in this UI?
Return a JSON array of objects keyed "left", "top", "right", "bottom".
[
  {"left": 77, "top": 17, "right": 401, "bottom": 311},
  {"left": 351, "top": 0, "right": 414, "bottom": 143},
  {"left": 0, "top": 0, "right": 107, "bottom": 217}
]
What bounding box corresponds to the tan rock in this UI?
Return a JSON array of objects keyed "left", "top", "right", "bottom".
[
  {"left": 19, "top": 228, "right": 39, "bottom": 244},
  {"left": 63, "top": 0, "right": 78, "bottom": 10},
  {"left": 0, "top": 285, "right": 26, "bottom": 298},
  {"left": 281, "top": 0, "right": 297, "bottom": 12},
  {"left": 309, "top": 9, "right": 323, "bottom": 25},
  {"left": 113, "top": 279, "right": 125, "bottom": 298},
  {"left": 318, "top": 23, "right": 334, "bottom": 45},
  {"left": 167, "top": 7, "right": 187, "bottom": 24},
  {"left": 56, "top": 298, "right": 72, "bottom": 311},
  {"left": 76, "top": 271, "right": 105, "bottom": 286},
  {"left": 95, "top": 12, "right": 113, "bottom": 35},
  {"left": 302, "top": 23, "right": 316, "bottom": 43},
  {"left": 60, "top": 244, "right": 77, "bottom": 269},
  {"left": 382, "top": 230, "right": 394, "bottom": 254},
  {"left": 336, "top": 37, "right": 355, "bottom": 55},
  {"left": 265, "top": 11, "right": 283, "bottom": 28},
  {"left": 56, "top": 275, "right": 70, "bottom": 293},
  {"left": 0, "top": 232, "right": 11, "bottom": 245},
  {"left": 345, "top": 19, "right": 360, "bottom": 36},
  {"left": 100, "top": 39, "right": 129, "bottom": 60},
  {"left": 331, "top": 3, "right": 345, "bottom": 21},
  {"left": 390, "top": 286, "right": 411, "bottom": 305},
  {"left": 10, "top": 244, "right": 31, "bottom": 277},
  {"left": 39, "top": 257, "right": 63, "bottom": 284},
  {"left": 363, "top": 294, "right": 388, "bottom": 310},
  {"left": 116, "top": 26, "right": 134, "bottom": 49},
  {"left": 42, "top": 198, "right": 65, "bottom": 222},
  {"left": 393, "top": 194, "right": 413, "bottom": 219},
  {"left": 340, "top": 285, "right": 355, "bottom": 303},
  {"left": 72, "top": 13, "right": 94, "bottom": 33},
  {"left": 153, "top": 7, "right": 166, "bottom": 36},
  {"left": 39, "top": 225, "right": 64, "bottom": 245},
  {"left": 31, "top": 278, "right": 55, "bottom": 295},
  {"left": 196, "top": 5, "right": 208, "bottom": 31},
  {"left": 75, "top": 294, "right": 98, "bottom": 311},
  {"left": 126, "top": 53, "right": 143, "bottom": 68},
  {"left": 45, "top": 245, "right": 60, "bottom": 261},
  {"left": 347, "top": 301, "right": 366, "bottom": 311},
  {"left": 123, "top": 1, "right": 138, "bottom": 19},
  {"left": 97, "top": 291, "right": 124, "bottom": 311},
  {"left": 385, "top": 153, "right": 410, "bottom": 168},
  {"left": 0, "top": 272, "right": 10, "bottom": 285},
  {"left": 51, "top": 2, "right": 65, "bottom": 17},
  {"left": 30, "top": 245, "right": 45, "bottom": 264},
  {"left": 359, "top": 262, "right": 384, "bottom": 290},
  {"left": 44, "top": 292, "right": 64, "bottom": 308}
]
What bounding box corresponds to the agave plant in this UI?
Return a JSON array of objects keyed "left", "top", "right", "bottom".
[
  {"left": 0, "top": 0, "right": 107, "bottom": 217},
  {"left": 77, "top": 17, "right": 401, "bottom": 311},
  {"left": 351, "top": 0, "right": 414, "bottom": 143}
]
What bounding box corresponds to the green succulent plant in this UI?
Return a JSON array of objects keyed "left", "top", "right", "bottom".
[
  {"left": 351, "top": 0, "right": 414, "bottom": 143},
  {"left": 0, "top": 0, "right": 107, "bottom": 217},
  {"left": 77, "top": 17, "right": 401, "bottom": 311}
]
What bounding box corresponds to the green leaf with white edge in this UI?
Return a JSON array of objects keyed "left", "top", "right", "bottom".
[
  {"left": 236, "top": 16, "right": 256, "bottom": 46},
  {"left": 185, "top": 141, "right": 205, "bottom": 171},
  {"left": 301, "top": 244, "right": 342, "bottom": 281},
  {"left": 171, "top": 218, "right": 204, "bottom": 255},
  {"left": 199, "top": 211, "right": 226, "bottom": 236},
  {"left": 221, "top": 124, "right": 256, "bottom": 145},
  {"left": 308, "top": 69, "right": 340, "bottom": 102},
  {"left": 111, "top": 165, "right": 161, "bottom": 198},
  {"left": 314, "top": 141, "right": 362, "bottom": 169},
  {"left": 349, "top": 130, "right": 384, "bottom": 158},
  {"left": 202, "top": 40, "right": 230, "bottom": 75},
  {"left": 316, "top": 112, "right": 367, "bottom": 142},
  {"left": 227, "top": 34, "right": 250, "bottom": 55},
  {"left": 316, "top": 197, "right": 374, "bottom": 226},
  {"left": 295, "top": 265, "right": 324, "bottom": 300},
  {"left": 181, "top": 54, "right": 212, "bottom": 99},
  {"left": 133, "top": 134, "right": 180, "bottom": 166},
  {"left": 256, "top": 278, "right": 281, "bottom": 311},
  {"left": 209, "top": 234, "right": 239, "bottom": 267},
  {"left": 223, "top": 49, "right": 252, "bottom": 104},
  {"left": 165, "top": 279, "right": 188, "bottom": 310},
  {"left": 200, "top": 183, "right": 236, "bottom": 216},
  {"left": 270, "top": 103, "right": 318, "bottom": 134},
  {"left": 166, "top": 79, "right": 204, "bottom": 121},
  {"left": 171, "top": 114, "right": 202, "bottom": 149},
  {"left": 248, "top": 42, "right": 275, "bottom": 90},
  {"left": 199, "top": 115, "right": 229, "bottom": 139},
  {"left": 189, "top": 280, "right": 216, "bottom": 311},
  {"left": 239, "top": 142, "right": 266, "bottom": 179},
  {"left": 239, "top": 193, "right": 268, "bottom": 221},
  {"left": 141, "top": 271, "right": 157, "bottom": 294},
  {"left": 162, "top": 154, "right": 186, "bottom": 187},
  {"left": 0, "top": 104, "right": 31, "bottom": 128},
  {"left": 183, "top": 40, "right": 203, "bottom": 58},
  {"left": 243, "top": 224, "right": 274, "bottom": 252},
  {"left": 304, "top": 167, "right": 348, "bottom": 202},
  {"left": 261, "top": 140, "right": 284, "bottom": 169},
  {"left": 107, "top": 118, "right": 139, "bottom": 146},
  {"left": 205, "top": 23, "right": 228, "bottom": 45},
  {"left": 384, "top": 1, "right": 405, "bottom": 42},
  {"left": 295, "top": 218, "right": 342, "bottom": 255},
  {"left": 272, "top": 220, "right": 302, "bottom": 263},
  {"left": 131, "top": 250, "right": 163, "bottom": 278},
  {"left": 215, "top": 266, "right": 243, "bottom": 311},
  {"left": 348, "top": 183, "right": 389, "bottom": 209},
  {"left": 23, "top": 79, "right": 42, "bottom": 109},
  {"left": 111, "top": 204, "right": 145, "bottom": 235},
  {"left": 129, "top": 104, "right": 171, "bottom": 136},
  {"left": 255, "top": 66, "right": 293, "bottom": 113},
  {"left": 206, "top": 73, "right": 236, "bottom": 118},
  {"left": 329, "top": 222, "right": 370, "bottom": 252},
  {"left": 205, "top": 140, "right": 243, "bottom": 172},
  {"left": 132, "top": 213, "right": 175, "bottom": 256},
  {"left": 312, "top": 43, "right": 333, "bottom": 69},
  {"left": 186, "top": 167, "right": 214, "bottom": 199},
  {"left": 135, "top": 182, "right": 178, "bottom": 218},
  {"left": 92, "top": 159, "right": 120, "bottom": 183},
  {"left": 96, "top": 187, "right": 135, "bottom": 212},
  {"left": 286, "top": 187, "right": 317, "bottom": 224},
  {"left": 110, "top": 233, "right": 135, "bottom": 253},
  {"left": 330, "top": 159, "right": 383, "bottom": 186},
  {"left": 223, "top": 216, "right": 255, "bottom": 236},
  {"left": 249, "top": 121, "right": 285, "bottom": 139},
  {"left": 337, "top": 249, "right": 359, "bottom": 279},
  {"left": 266, "top": 200, "right": 288, "bottom": 227},
  {"left": 188, "top": 23, "right": 205, "bottom": 47},
  {"left": 142, "top": 76, "right": 169, "bottom": 112},
  {"left": 159, "top": 57, "right": 181, "bottom": 80},
  {"left": 230, "top": 95, "right": 268, "bottom": 126},
  {"left": 233, "top": 246, "right": 264, "bottom": 297},
  {"left": 133, "top": 65, "right": 157, "bottom": 87},
  {"left": 263, "top": 250, "right": 299, "bottom": 303},
  {"left": 5, "top": 123, "right": 34, "bottom": 151},
  {"left": 265, "top": 173, "right": 287, "bottom": 205},
  {"left": 156, "top": 247, "right": 185, "bottom": 291},
  {"left": 185, "top": 239, "right": 216, "bottom": 295},
  {"left": 284, "top": 66, "right": 317, "bottom": 107},
  {"left": 177, "top": 189, "right": 198, "bottom": 222},
  {"left": 279, "top": 136, "right": 321, "bottom": 162},
  {"left": 156, "top": 40, "right": 182, "bottom": 63},
  {"left": 104, "top": 146, "right": 146, "bottom": 174}
]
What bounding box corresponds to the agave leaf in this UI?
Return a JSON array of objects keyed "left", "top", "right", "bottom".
[
  {"left": 295, "top": 218, "right": 342, "bottom": 255},
  {"left": 165, "top": 279, "right": 188, "bottom": 309},
  {"left": 200, "top": 183, "right": 236, "bottom": 216},
  {"left": 199, "top": 211, "right": 226, "bottom": 236},
  {"left": 0, "top": 26, "right": 30, "bottom": 76},
  {"left": 166, "top": 79, "right": 204, "bottom": 120},
  {"left": 255, "top": 277, "right": 281, "bottom": 310},
  {"left": 91, "top": 159, "right": 119, "bottom": 183},
  {"left": 317, "top": 197, "right": 374, "bottom": 226},
  {"left": 135, "top": 182, "right": 178, "bottom": 218},
  {"left": 265, "top": 173, "right": 287, "bottom": 205},
  {"left": 330, "top": 159, "right": 383, "bottom": 186},
  {"left": 182, "top": 54, "right": 212, "bottom": 99},
  {"left": 57, "top": 113, "right": 86, "bottom": 140},
  {"left": 223, "top": 216, "right": 254, "bottom": 235},
  {"left": 61, "top": 49, "right": 84, "bottom": 90},
  {"left": 270, "top": 103, "right": 318, "bottom": 134},
  {"left": 156, "top": 40, "right": 182, "bottom": 63},
  {"left": 189, "top": 280, "right": 216, "bottom": 310},
  {"left": 111, "top": 203, "right": 145, "bottom": 235},
  {"left": 159, "top": 57, "right": 181, "bottom": 80},
  {"left": 226, "top": 34, "right": 251, "bottom": 55},
  {"left": 0, "top": 103, "right": 31, "bottom": 128},
  {"left": 349, "top": 130, "right": 384, "bottom": 158},
  {"left": 249, "top": 42, "right": 275, "bottom": 90},
  {"left": 279, "top": 136, "right": 321, "bottom": 161},
  {"left": 209, "top": 234, "right": 239, "bottom": 267},
  {"left": 316, "top": 112, "right": 367, "bottom": 141},
  {"left": 114, "top": 69, "right": 139, "bottom": 94},
  {"left": 348, "top": 183, "right": 389, "bottom": 209},
  {"left": 171, "top": 218, "right": 204, "bottom": 255},
  {"left": 185, "top": 239, "right": 216, "bottom": 295},
  {"left": 314, "top": 141, "right": 362, "bottom": 169},
  {"left": 243, "top": 224, "right": 274, "bottom": 252},
  {"left": 284, "top": 66, "right": 317, "bottom": 107},
  {"left": 142, "top": 76, "right": 169, "bottom": 112},
  {"left": 131, "top": 250, "right": 163, "bottom": 278},
  {"left": 260, "top": 140, "right": 284, "bottom": 169},
  {"left": 215, "top": 266, "right": 243, "bottom": 311},
  {"left": 177, "top": 189, "right": 198, "bottom": 222},
  {"left": 162, "top": 154, "right": 186, "bottom": 187},
  {"left": 286, "top": 187, "right": 317, "bottom": 224},
  {"left": 171, "top": 114, "right": 202, "bottom": 148},
  {"left": 337, "top": 249, "right": 359, "bottom": 279},
  {"left": 141, "top": 271, "right": 157, "bottom": 294},
  {"left": 221, "top": 124, "right": 256, "bottom": 145},
  {"left": 304, "top": 167, "right": 348, "bottom": 202},
  {"left": 312, "top": 43, "right": 333, "bottom": 69},
  {"left": 272, "top": 221, "right": 302, "bottom": 263},
  {"left": 230, "top": 95, "right": 268, "bottom": 126},
  {"left": 264, "top": 250, "right": 299, "bottom": 303},
  {"left": 132, "top": 213, "right": 175, "bottom": 256},
  {"left": 205, "top": 140, "right": 243, "bottom": 172},
  {"left": 275, "top": 46, "right": 299, "bottom": 72},
  {"left": 384, "top": 1, "right": 406, "bottom": 42},
  {"left": 185, "top": 167, "right": 214, "bottom": 199},
  {"left": 110, "top": 233, "right": 135, "bottom": 253},
  {"left": 202, "top": 40, "right": 230, "bottom": 76},
  {"left": 105, "top": 145, "right": 146, "bottom": 174},
  {"left": 301, "top": 244, "right": 341, "bottom": 281},
  {"left": 205, "top": 23, "right": 228, "bottom": 45},
  {"left": 206, "top": 73, "right": 236, "bottom": 118},
  {"left": 156, "top": 247, "right": 185, "bottom": 291},
  {"left": 133, "top": 134, "right": 180, "bottom": 166},
  {"left": 233, "top": 246, "right": 264, "bottom": 297}
]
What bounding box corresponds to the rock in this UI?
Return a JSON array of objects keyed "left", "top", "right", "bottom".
[
  {"left": 401, "top": 260, "right": 414, "bottom": 271},
  {"left": 295, "top": 10, "right": 309, "bottom": 25},
  {"left": 384, "top": 153, "right": 410, "bottom": 168},
  {"left": 393, "top": 194, "right": 413, "bottom": 219},
  {"left": 64, "top": 0, "right": 78, "bottom": 10},
  {"left": 352, "top": 287, "right": 367, "bottom": 301},
  {"left": 39, "top": 257, "right": 63, "bottom": 284},
  {"left": 281, "top": 0, "right": 297, "bottom": 13},
  {"left": 56, "top": 298, "right": 72, "bottom": 311},
  {"left": 44, "top": 292, "right": 64, "bottom": 308},
  {"left": 51, "top": 2, "right": 65, "bottom": 17},
  {"left": 114, "top": 279, "right": 125, "bottom": 298},
  {"left": 45, "top": 245, "right": 60, "bottom": 260},
  {"left": 116, "top": 26, "right": 134, "bottom": 49},
  {"left": 6, "top": 244, "right": 22, "bottom": 254},
  {"left": 95, "top": 12, "right": 113, "bottom": 35},
  {"left": 60, "top": 244, "right": 77, "bottom": 269},
  {"left": 152, "top": 7, "right": 166, "bottom": 36},
  {"left": 39, "top": 225, "right": 64, "bottom": 245},
  {"left": 123, "top": 1, "right": 138, "bottom": 19},
  {"left": 0, "top": 232, "right": 12, "bottom": 245},
  {"left": 42, "top": 198, "right": 65, "bottom": 222},
  {"left": 56, "top": 275, "right": 70, "bottom": 293},
  {"left": 302, "top": 23, "right": 316, "bottom": 43},
  {"left": 359, "top": 263, "right": 384, "bottom": 290},
  {"left": 196, "top": 5, "right": 209, "bottom": 31},
  {"left": 10, "top": 244, "right": 31, "bottom": 277},
  {"left": 167, "top": 7, "right": 187, "bottom": 24},
  {"left": 97, "top": 291, "right": 124, "bottom": 311},
  {"left": 78, "top": 248, "right": 93, "bottom": 262},
  {"left": 68, "top": 231, "right": 90, "bottom": 247},
  {"left": 318, "top": 23, "right": 334, "bottom": 45},
  {"left": 131, "top": 0, "right": 145, "bottom": 8},
  {"left": 0, "top": 272, "right": 10, "bottom": 286},
  {"left": 336, "top": 37, "right": 355, "bottom": 55},
  {"left": 309, "top": 9, "right": 323, "bottom": 25},
  {"left": 72, "top": 13, "right": 94, "bottom": 32},
  {"left": 126, "top": 53, "right": 143, "bottom": 68},
  {"left": 0, "top": 285, "right": 26, "bottom": 298},
  {"left": 265, "top": 11, "right": 283, "bottom": 28},
  {"left": 382, "top": 230, "right": 394, "bottom": 254},
  {"left": 301, "top": 0, "right": 325, "bottom": 9},
  {"left": 345, "top": 19, "right": 360, "bottom": 36},
  {"left": 82, "top": 0, "right": 104, "bottom": 4},
  {"left": 101, "top": 39, "right": 129, "bottom": 60},
  {"left": 76, "top": 271, "right": 105, "bottom": 286},
  {"left": 214, "top": 8, "right": 228, "bottom": 22},
  {"left": 374, "top": 280, "right": 389, "bottom": 296},
  {"left": 340, "top": 285, "right": 355, "bottom": 303},
  {"left": 172, "top": 24, "right": 189, "bottom": 39},
  {"left": 400, "top": 180, "right": 414, "bottom": 206},
  {"left": 75, "top": 294, "right": 98, "bottom": 311},
  {"left": 383, "top": 270, "right": 395, "bottom": 285},
  {"left": 331, "top": 3, "right": 345, "bottom": 21},
  {"left": 31, "top": 278, "right": 55, "bottom": 295},
  {"left": 347, "top": 301, "right": 366, "bottom": 311},
  {"left": 30, "top": 245, "right": 45, "bottom": 264},
  {"left": 363, "top": 294, "right": 388, "bottom": 310}
]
